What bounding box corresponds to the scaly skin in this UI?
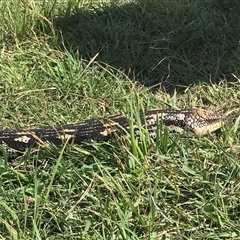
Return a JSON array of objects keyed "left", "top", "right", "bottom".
[{"left": 0, "top": 108, "right": 228, "bottom": 156}]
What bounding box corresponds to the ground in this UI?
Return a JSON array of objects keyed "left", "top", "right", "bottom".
[{"left": 0, "top": 0, "right": 240, "bottom": 239}]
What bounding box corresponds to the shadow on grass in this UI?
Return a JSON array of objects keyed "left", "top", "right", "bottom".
[{"left": 53, "top": 0, "right": 240, "bottom": 92}]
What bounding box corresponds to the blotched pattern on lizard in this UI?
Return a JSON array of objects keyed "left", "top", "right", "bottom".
[{"left": 0, "top": 108, "right": 229, "bottom": 156}]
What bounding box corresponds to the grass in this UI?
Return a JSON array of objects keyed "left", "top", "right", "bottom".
[{"left": 0, "top": 0, "right": 240, "bottom": 239}]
